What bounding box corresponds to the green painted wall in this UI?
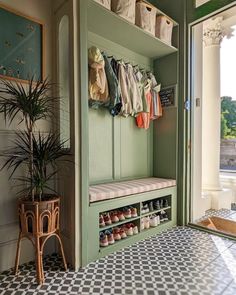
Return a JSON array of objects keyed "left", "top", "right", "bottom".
[
  {"left": 153, "top": 53, "right": 178, "bottom": 180},
  {"left": 88, "top": 33, "right": 154, "bottom": 184},
  {"left": 89, "top": 108, "right": 154, "bottom": 184},
  {"left": 149, "top": 0, "right": 188, "bottom": 225}
]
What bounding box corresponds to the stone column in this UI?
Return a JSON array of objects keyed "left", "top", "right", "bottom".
[{"left": 202, "top": 17, "right": 225, "bottom": 192}]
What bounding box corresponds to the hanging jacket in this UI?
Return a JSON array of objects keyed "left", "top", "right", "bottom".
[
  {"left": 102, "top": 52, "right": 122, "bottom": 116},
  {"left": 110, "top": 57, "right": 119, "bottom": 78},
  {"left": 126, "top": 64, "right": 143, "bottom": 116},
  {"left": 118, "top": 61, "right": 133, "bottom": 117},
  {"left": 135, "top": 70, "right": 152, "bottom": 113},
  {"left": 135, "top": 71, "right": 153, "bottom": 129},
  {"left": 136, "top": 91, "right": 152, "bottom": 130},
  {"left": 148, "top": 72, "right": 162, "bottom": 120},
  {"left": 88, "top": 46, "right": 109, "bottom": 108}
]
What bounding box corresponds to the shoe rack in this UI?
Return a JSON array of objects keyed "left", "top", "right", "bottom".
[
  {"left": 87, "top": 185, "right": 177, "bottom": 263},
  {"left": 99, "top": 195, "right": 172, "bottom": 250}
]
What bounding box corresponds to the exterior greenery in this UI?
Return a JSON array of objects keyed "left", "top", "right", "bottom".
[{"left": 221, "top": 96, "right": 236, "bottom": 139}]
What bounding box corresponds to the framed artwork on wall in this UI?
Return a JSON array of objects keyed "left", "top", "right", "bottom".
[{"left": 0, "top": 4, "right": 44, "bottom": 83}]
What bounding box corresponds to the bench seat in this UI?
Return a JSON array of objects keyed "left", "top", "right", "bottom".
[{"left": 89, "top": 177, "right": 176, "bottom": 203}]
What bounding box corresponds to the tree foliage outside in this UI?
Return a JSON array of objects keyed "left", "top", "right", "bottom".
[{"left": 221, "top": 96, "right": 236, "bottom": 139}]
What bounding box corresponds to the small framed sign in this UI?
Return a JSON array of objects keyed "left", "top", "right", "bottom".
[
  {"left": 0, "top": 4, "right": 44, "bottom": 83},
  {"left": 159, "top": 85, "right": 177, "bottom": 108}
]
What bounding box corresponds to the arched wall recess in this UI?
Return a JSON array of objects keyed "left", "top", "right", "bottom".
[{"left": 58, "top": 15, "right": 70, "bottom": 149}]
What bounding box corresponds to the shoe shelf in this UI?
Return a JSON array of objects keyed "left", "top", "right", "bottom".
[
  {"left": 87, "top": 0, "right": 178, "bottom": 59},
  {"left": 141, "top": 206, "right": 171, "bottom": 217},
  {"left": 99, "top": 216, "right": 140, "bottom": 232},
  {"left": 99, "top": 196, "right": 172, "bottom": 249},
  {"left": 88, "top": 186, "right": 177, "bottom": 263},
  {"left": 139, "top": 220, "right": 171, "bottom": 234},
  {"left": 99, "top": 232, "right": 139, "bottom": 253},
  {"left": 99, "top": 219, "right": 172, "bottom": 253},
  {"left": 99, "top": 218, "right": 140, "bottom": 250}
]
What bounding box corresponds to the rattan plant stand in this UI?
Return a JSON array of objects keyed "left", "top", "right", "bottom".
[{"left": 14, "top": 196, "right": 67, "bottom": 285}]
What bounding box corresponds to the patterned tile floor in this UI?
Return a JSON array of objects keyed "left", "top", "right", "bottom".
[
  {"left": 1, "top": 227, "right": 236, "bottom": 294},
  {"left": 195, "top": 209, "right": 236, "bottom": 223}
]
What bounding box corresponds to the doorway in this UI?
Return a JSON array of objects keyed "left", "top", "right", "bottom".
[{"left": 190, "top": 4, "right": 236, "bottom": 236}]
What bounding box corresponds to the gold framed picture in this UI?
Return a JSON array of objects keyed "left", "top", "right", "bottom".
[{"left": 0, "top": 3, "right": 45, "bottom": 83}]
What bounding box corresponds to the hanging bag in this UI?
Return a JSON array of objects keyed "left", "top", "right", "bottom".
[
  {"left": 135, "top": 1, "right": 157, "bottom": 36},
  {"left": 111, "top": 0, "right": 136, "bottom": 24},
  {"left": 156, "top": 15, "right": 173, "bottom": 45},
  {"left": 94, "top": 0, "right": 111, "bottom": 10}
]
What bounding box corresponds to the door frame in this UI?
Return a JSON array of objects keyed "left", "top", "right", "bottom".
[{"left": 187, "top": 1, "right": 236, "bottom": 226}]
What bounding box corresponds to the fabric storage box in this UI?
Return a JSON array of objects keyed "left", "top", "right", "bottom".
[
  {"left": 111, "top": 0, "right": 136, "bottom": 24},
  {"left": 94, "top": 0, "right": 111, "bottom": 10},
  {"left": 156, "top": 15, "right": 173, "bottom": 45},
  {"left": 135, "top": 1, "right": 157, "bottom": 36}
]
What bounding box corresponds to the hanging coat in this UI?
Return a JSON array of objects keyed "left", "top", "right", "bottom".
[
  {"left": 102, "top": 53, "right": 122, "bottom": 116},
  {"left": 88, "top": 46, "right": 109, "bottom": 108}
]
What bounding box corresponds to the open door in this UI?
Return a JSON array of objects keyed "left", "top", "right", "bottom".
[{"left": 189, "top": 4, "right": 236, "bottom": 236}]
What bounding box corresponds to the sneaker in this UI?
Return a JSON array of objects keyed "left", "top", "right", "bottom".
[
  {"left": 141, "top": 203, "right": 145, "bottom": 214},
  {"left": 120, "top": 228, "right": 127, "bottom": 239},
  {"left": 163, "top": 199, "right": 169, "bottom": 208},
  {"left": 160, "top": 199, "right": 164, "bottom": 209},
  {"left": 131, "top": 207, "right": 138, "bottom": 217},
  {"left": 117, "top": 211, "right": 125, "bottom": 221},
  {"left": 153, "top": 200, "right": 160, "bottom": 210},
  {"left": 103, "top": 213, "right": 112, "bottom": 225},
  {"left": 141, "top": 206, "right": 146, "bottom": 214},
  {"left": 132, "top": 225, "right": 139, "bottom": 235},
  {"left": 124, "top": 224, "right": 133, "bottom": 236},
  {"left": 123, "top": 207, "right": 132, "bottom": 219},
  {"left": 99, "top": 215, "right": 105, "bottom": 227},
  {"left": 100, "top": 233, "right": 108, "bottom": 247},
  {"left": 159, "top": 211, "right": 165, "bottom": 222},
  {"left": 105, "top": 230, "right": 115, "bottom": 245},
  {"left": 144, "top": 217, "right": 150, "bottom": 229},
  {"left": 111, "top": 212, "right": 119, "bottom": 223},
  {"left": 150, "top": 215, "right": 158, "bottom": 227},
  {"left": 141, "top": 204, "right": 149, "bottom": 214},
  {"left": 162, "top": 211, "right": 168, "bottom": 221},
  {"left": 140, "top": 218, "right": 145, "bottom": 231},
  {"left": 149, "top": 201, "right": 154, "bottom": 212},
  {"left": 113, "top": 228, "right": 121, "bottom": 241}
]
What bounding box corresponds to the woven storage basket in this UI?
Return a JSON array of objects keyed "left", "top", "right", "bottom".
[
  {"left": 94, "top": 0, "right": 111, "bottom": 10},
  {"left": 135, "top": 1, "right": 157, "bottom": 36},
  {"left": 156, "top": 15, "right": 173, "bottom": 45},
  {"left": 111, "top": 0, "right": 136, "bottom": 24}
]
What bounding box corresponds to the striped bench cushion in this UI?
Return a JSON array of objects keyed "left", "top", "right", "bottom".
[{"left": 89, "top": 177, "right": 176, "bottom": 203}]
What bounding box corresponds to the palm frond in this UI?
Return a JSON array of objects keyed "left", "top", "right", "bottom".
[
  {"left": 0, "top": 77, "right": 60, "bottom": 126},
  {"left": 0, "top": 130, "right": 67, "bottom": 196}
]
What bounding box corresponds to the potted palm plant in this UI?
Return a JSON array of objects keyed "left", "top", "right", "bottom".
[{"left": 0, "top": 77, "right": 67, "bottom": 284}]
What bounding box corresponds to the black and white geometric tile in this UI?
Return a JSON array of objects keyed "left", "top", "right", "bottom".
[
  {"left": 195, "top": 208, "right": 236, "bottom": 223},
  {"left": 1, "top": 227, "right": 236, "bottom": 295}
]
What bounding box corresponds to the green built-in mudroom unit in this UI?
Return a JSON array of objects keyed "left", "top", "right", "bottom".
[{"left": 79, "top": 0, "right": 179, "bottom": 265}]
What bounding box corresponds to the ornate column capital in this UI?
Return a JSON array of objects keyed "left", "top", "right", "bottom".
[{"left": 203, "top": 17, "right": 225, "bottom": 46}]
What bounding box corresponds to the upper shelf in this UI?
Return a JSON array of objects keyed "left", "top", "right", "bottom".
[{"left": 87, "top": 0, "right": 178, "bottom": 59}]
